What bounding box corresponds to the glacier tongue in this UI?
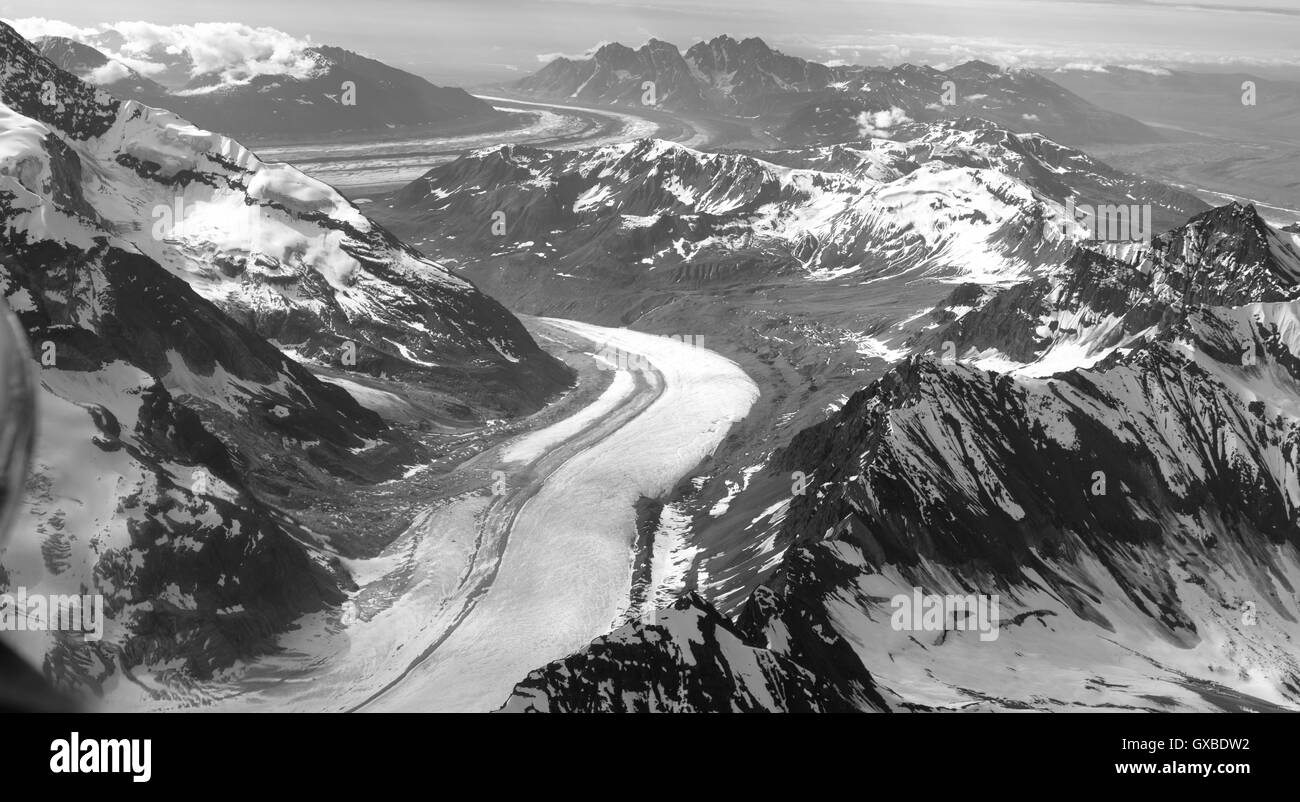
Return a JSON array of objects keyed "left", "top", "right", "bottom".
[{"left": 96, "top": 319, "right": 757, "bottom": 712}]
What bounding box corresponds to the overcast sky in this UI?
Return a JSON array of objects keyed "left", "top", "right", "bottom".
[{"left": 5, "top": 0, "right": 1299, "bottom": 85}]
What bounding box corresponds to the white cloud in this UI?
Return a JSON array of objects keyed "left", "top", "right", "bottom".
[
  {"left": 810, "top": 31, "right": 1300, "bottom": 74},
  {"left": 1118, "top": 64, "right": 1174, "bottom": 76},
  {"left": 87, "top": 60, "right": 132, "bottom": 85},
  {"left": 1059, "top": 62, "right": 1110, "bottom": 73},
  {"left": 856, "top": 106, "right": 911, "bottom": 138},
  {"left": 6, "top": 17, "right": 98, "bottom": 40},
  {"left": 535, "top": 41, "right": 611, "bottom": 63},
  {"left": 6, "top": 18, "right": 322, "bottom": 90}
]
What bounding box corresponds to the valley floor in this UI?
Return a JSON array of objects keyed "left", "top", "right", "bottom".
[{"left": 253, "top": 96, "right": 690, "bottom": 197}]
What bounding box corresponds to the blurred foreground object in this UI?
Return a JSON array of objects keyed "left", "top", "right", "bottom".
[
  {"left": 0, "top": 295, "right": 34, "bottom": 542},
  {"left": 0, "top": 296, "right": 77, "bottom": 712}
]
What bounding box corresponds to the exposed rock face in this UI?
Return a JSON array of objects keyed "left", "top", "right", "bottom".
[
  {"left": 0, "top": 21, "right": 571, "bottom": 698},
  {"left": 381, "top": 125, "right": 1205, "bottom": 333},
  {"left": 497, "top": 204, "right": 1300, "bottom": 712},
  {"left": 511, "top": 36, "right": 1162, "bottom": 148},
  {"left": 501, "top": 593, "right": 892, "bottom": 713}
]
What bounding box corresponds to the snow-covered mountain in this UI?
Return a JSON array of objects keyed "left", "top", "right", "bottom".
[
  {"left": 0, "top": 20, "right": 569, "bottom": 697},
  {"left": 919, "top": 202, "right": 1300, "bottom": 376},
  {"left": 500, "top": 203, "right": 1300, "bottom": 712},
  {"left": 502, "top": 593, "right": 895, "bottom": 712},
  {"left": 8, "top": 22, "right": 568, "bottom": 414},
  {"left": 509, "top": 36, "right": 1162, "bottom": 148},
  {"left": 33, "top": 35, "right": 169, "bottom": 102},
  {"left": 24, "top": 23, "right": 504, "bottom": 140},
  {"left": 371, "top": 111, "right": 1300, "bottom": 713},
  {"left": 387, "top": 121, "right": 1206, "bottom": 311}
]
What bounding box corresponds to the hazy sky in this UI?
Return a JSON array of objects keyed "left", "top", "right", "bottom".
[{"left": 6, "top": 0, "right": 1300, "bottom": 85}]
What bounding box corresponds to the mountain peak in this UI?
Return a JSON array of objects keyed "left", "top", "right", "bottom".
[
  {"left": 1144, "top": 201, "right": 1300, "bottom": 303},
  {"left": 687, "top": 34, "right": 777, "bottom": 59},
  {"left": 33, "top": 35, "right": 109, "bottom": 68},
  {"left": 591, "top": 41, "right": 637, "bottom": 59},
  {"left": 643, "top": 38, "right": 681, "bottom": 53},
  {"left": 1184, "top": 200, "right": 1267, "bottom": 233},
  {"left": 950, "top": 59, "right": 1004, "bottom": 74}
]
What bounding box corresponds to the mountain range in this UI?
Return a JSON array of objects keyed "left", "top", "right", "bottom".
[
  {"left": 498, "top": 202, "right": 1300, "bottom": 712},
  {"left": 5, "top": 17, "right": 1298, "bottom": 714},
  {"left": 365, "top": 98, "right": 1300, "bottom": 710},
  {"left": 381, "top": 122, "right": 1207, "bottom": 315},
  {"left": 509, "top": 35, "right": 1164, "bottom": 149},
  {"left": 28, "top": 26, "right": 506, "bottom": 141}
]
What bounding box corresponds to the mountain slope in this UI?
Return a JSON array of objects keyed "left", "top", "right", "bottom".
[
  {"left": 514, "top": 39, "right": 711, "bottom": 113},
  {"left": 29, "top": 26, "right": 505, "bottom": 140},
  {"left": 498, "top": 203, "right": 1300, "bottom": 712},
  {"left": 919, "top": 202, "right": 1300, "bottom": 376},
  {"left": 386, "top": 122, "right": 1206, "bottom": 315},
  {"left": 0, "top": 20, "right": 570, "bottom": 699},
  {"left": 8, "top": 22, "right": 569, "bottom": 416},
  {"left": 1050, "top": 65, "right": 1300, "bottom": 146},
  {"left": 509, "top": 36, "right": 1162, "bottom": 148},
  {"left": 502, "top": 593, "right": 893, "bottom": 712},
  {"left": 780, "top": 60, "right": 1163, "bottom": 149},
  {"left": 34, "top": 35, "right": 169, "bottom": 101},
  {"left": 683, "top": 35, "right": 836, "bottom": 115}
]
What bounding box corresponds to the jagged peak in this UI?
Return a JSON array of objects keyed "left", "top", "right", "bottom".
[
  {"left": 738, "top": 36, "right": 775, "bottom": 53},
  {"left": 1155, "top": 202, "right": 1277, "bottom": 257},
  {"left": 641, "top": 37, "right": 682, "bottom": 55},
  {"left": 589, "top": 41, "right": 637, "bottom": 60},
  {"left": 687, "top": 34, "right": 777, "bottom": 54}
]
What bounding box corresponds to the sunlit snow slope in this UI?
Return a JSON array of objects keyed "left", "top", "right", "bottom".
[{"left": 0, "top": 20, "right": 567, "bottom": 700}]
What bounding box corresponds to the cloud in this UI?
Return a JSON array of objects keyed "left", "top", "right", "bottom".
[
  {"left": 535, "top": 41, "right": 611, "bottom": 63},
  {"left": 811, "top": 31, "right": 1300, "bottom": 74},
  {"left": 1117, "top": 64, "right": 1174, "bottom": 76},
  {"left": 6, "top": 17, "right": 98, "bottom": 40},
  {"left": 1074, "top": 0, "right": 1300, "bottom": 18},
  {"left": 856, "top": 106, "right": 911, "bottom": 138},
  {"left": 1059, "top": 62, "right": 1110, "bottom": 73},
  {"left": 6, "top": 18, "right": 321, "bottom": 90},
  {"left": 87, "top": 60, "right": 132, "bottom": 85}
]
